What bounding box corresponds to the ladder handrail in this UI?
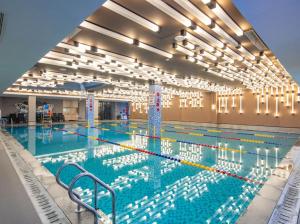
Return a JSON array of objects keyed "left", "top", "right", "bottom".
[
  {"left": 55, "top": 163, "right": 86, "bottom": 202},
  {"left": 55, "top": 163, "right": 116, "bottom": 224},
  {"left": 68, "top": 172, "right": 116, "bottom": 224}
]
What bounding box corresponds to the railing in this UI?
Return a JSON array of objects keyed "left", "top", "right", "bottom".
[
  {"left": 56, "top": 163, "right": 116, "bottom": 224},
  {"left": 56, "top": 163, "right": 85, "bottom": 212},
  {"left": 69, "top": 172, "right": 116, "bottom": 224}
]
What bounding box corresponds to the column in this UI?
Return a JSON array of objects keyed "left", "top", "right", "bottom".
[
  {"left": 28, "top": 126, "right": 36, "bottom": 155},
  {"left": 148, "top": 80, "right": 162, "bottom": 189},
  {"left": 78, "top": 100, "right": 86, "bottom": 121},
  {"left": 86, "top": 93, "right": 94, "bottom": 127},
  {"left": 148, "top": 80, "right": 162, "bottom": 137},
  {"left": 28, "top": 95, "right": 36, "bottom": 125},
  {"left": 94, "top": 99, "right": 99, "bottom": 121}
]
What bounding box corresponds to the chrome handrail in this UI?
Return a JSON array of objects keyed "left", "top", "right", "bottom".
[
  {"left": 56, "top": 163, "right": 116, "bottom": 224},
  {"left": 55, "top": 162, "right": 86, "bottom": 211},
  {"left": 68, "top": 172, "right": 116, "bottom": 224}
]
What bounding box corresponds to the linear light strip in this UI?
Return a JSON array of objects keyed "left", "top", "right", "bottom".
[
  {"left": 174, "top": 0, "right": 211, "bottom": 25},
  {"left": 41, "top": 44, "right": 229, "bottom": 92},
  {"left": 138, "top": 42, "right": 172, "bottom": 58},
  {"left": 193, "top": 26, "right": 224, "bottom": 48},
  {"left": 146, "top": 0, "right": 276, "bottom": 87},
  {"left": 80, "top": 21, "right": 172, "bottom": 58},
  {"left": 175, "top": 0, "right": 239, "bottom": 47},
  {"left": 256, "top": 94, "right": 260, "bottom": 114},
  {"left": 146, "top": 0, "right": 192, "bottom": 27},
  {"left": 80, "top": 21, "right": 134, "bottom": 44},
  {"left": 202, "top": 0, "right": 243, "bottom": 36},
  {"left": 183, "top": 31, "right": 214, "bottom": 52},
  {"left": 103, "top": 0, "right": 159, "bottom": 32}
]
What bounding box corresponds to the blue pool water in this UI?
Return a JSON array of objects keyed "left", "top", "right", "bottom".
[{"left": 6, "top": 121, "right": 299, "bottom": 224}]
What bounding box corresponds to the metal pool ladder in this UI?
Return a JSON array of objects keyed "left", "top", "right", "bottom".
[{"left": 56, "top": 162, "right": 116, "bottom": 224}]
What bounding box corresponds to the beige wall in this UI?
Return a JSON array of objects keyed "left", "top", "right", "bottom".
[{"left": 131, "top": 90, "right": 300, "bottom": 128}]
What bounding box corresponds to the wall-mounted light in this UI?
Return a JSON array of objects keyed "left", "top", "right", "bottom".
[
  {"left": 275, "top": 87, "right": 279, "bottom": 117},
  {"left": 265, "top": 88, "right": 269, "bottom": 114},
  {"left": 232, "top": 94, "right": 236, "bottom": 108},
  {"left": 297, "top": 86, "right": 300, "bottom": 103},
  {"left": 270, "top": 87, "right": 274, "bottom": 97},
  {"left": 285, "top": 86, "right": 290, "bottom": 107},
  {"left": 256, "top": 92, "right": 260, "bottom": 114},
  {"left": 218, "top": 93, "right": 221, "bottom": 113},
  {"left": 239, "top": 93, "right": 243, "bottom": 114},
  {"left": 261, "top": 88, "right": 264, "bottom": 104},
  {"left": 291, "top": 84, "right": 295, "bottom": 114},
  {"left": 280, "top": 86, "right": 284, "bottom": 103},
  {"left": 224, "top": 94, "right": 228, "bottom": 114}
]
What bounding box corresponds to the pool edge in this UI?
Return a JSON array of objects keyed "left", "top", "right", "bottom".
[
  {"left": 237, "top": 144, "right": 300, "bottom": 224},
  {"left": 0, "top": 129, "right": 110, "bottom": 224}
]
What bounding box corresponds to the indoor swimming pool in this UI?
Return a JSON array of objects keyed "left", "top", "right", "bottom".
[{"left": 6, "top": 121, "right": 300, "bottom": 224}]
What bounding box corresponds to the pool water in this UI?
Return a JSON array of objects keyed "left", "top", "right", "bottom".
[{"left": 6, "top": 121, "right": 299, "bottom": 224}]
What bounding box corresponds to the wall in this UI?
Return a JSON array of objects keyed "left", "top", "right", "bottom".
[
  {"left": 217, "top": 90, "right": 300, "bottom": 128},
  {"left": 113, "top": 102, "right": 129, "bottom": 119},
  {"left": 63, "top": 100, "right": 78, "bottom": 121},
  {"left": 36, "top": 98, "right": 63, "bottom": 113},
  {"left": 131, "top": 90, "right": 300, "bottom": 128},
  {"left": 0, "top": 97, "right": 28, "bottom": 116},
  {"left": 131, "top": 92, "right": 217, "bottom": 123}
]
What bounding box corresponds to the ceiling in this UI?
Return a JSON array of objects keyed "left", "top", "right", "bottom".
[
  {"left": 0, "top": 0, "right": 104, "bottom": 93},
  {"left": 233, "top": 0, "right": 300, "bottom": 85},
  {"left": 2, "top": 0, "right": 297, "bottom": 101}
]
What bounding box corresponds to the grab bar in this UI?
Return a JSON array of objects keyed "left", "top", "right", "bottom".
[
  {"left": 56, "top": 162, "right": 86, "bottom": 211},
  {"left": 68, "top": 172, "right": 116, "bottom": 224},
  {"left": 56, "top": 163, "right": 116, "bottom": 224}
]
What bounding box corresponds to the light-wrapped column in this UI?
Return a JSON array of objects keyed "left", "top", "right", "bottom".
[{"left": 148, "top": 80, "right": 162, "bottom": 137}]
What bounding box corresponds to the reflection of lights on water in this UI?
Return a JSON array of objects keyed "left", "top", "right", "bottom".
[
  {"left": 38, "top": 144, "right": 125, "bottom": 164},
  {"left": 275, "top": 147, "right": 279, "bottom": 168},
  {"left": 207, "top": 165, "right": 267, "bottom": 224},
  {"left": 161, "top": 140, "right": 173, "bottom": 155},
  {"left": 116, "top": 169, "right": 224, "bottom": 223},
  {"left": 239, "top": 145, "right": 243, "bottom": 163},
  {"left": 179, "top": 143, "right": 202, "bottom": 162},
  {"left": 256, "top": 147, "right": 260, "bottom": 167},
  {"left": 93, "top": 145, "right": 123, "bottom": 158},
  {"left": 103, "top": 153, "right": 148, "bottom": 170},
  {"left": 38, "top": 151, "right": 87, "bottom": 164},
  {"left": 265, "top": 149, "right": 269, "bottom": 169}
]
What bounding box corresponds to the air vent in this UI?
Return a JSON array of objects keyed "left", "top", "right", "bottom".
[
  {"left": 0, "top": 13, "right": 4, "bottom": 37},
  {"left": 244, "top": 29, "right": 267, "bottom": 51}
]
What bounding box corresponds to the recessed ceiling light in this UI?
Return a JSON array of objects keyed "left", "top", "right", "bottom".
[{"left": 174, "top": 35, "right": 185, "bottom": 42}]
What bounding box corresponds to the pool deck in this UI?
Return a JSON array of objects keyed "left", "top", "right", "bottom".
[
  {"left": 0, "top": 139, "right": 42, "bottom": 224},
  {"left": 1, "top": 121, "right": 300, "bottom": 224},
  {"left": 0, "top": 128, "right": 111, "bottom": 224}
]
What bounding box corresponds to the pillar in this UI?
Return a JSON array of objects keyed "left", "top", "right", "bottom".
[
  {"left": 28, "top": 95, "right": 36, "bottom": 125},
  {"left": 78, "top": 100, "right": 86, "bottom": 121},
  {"left": 148, "top": 80, "right": 162, "bottom": 189},
  {"left": 28, "top": 126, "right": 36, "bottom": 155},
  {"left": 148, "top": 80, "right": 162, "bottom": 137},
  {"left": 94, "top": 99, "right": 99, "bottom": 121},
  {"left": 86, "top": 94, "right": 94, "bottom": 127}
]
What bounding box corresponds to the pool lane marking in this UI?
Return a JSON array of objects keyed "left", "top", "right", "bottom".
[
  {"left": 127, "top": 124, "right": 284, "bottom": 146},
  {"left": 128, "top": 121, "right": 299, "bottom": 140},
  {"left": 86, "top": 125, "right": 242, "bottom": 153},
  {"left": 56, "top": 128, "right": 264, "bottom": 185},
  {"left": 91, "top": 125, "right": 285, "bottom": 160}
]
